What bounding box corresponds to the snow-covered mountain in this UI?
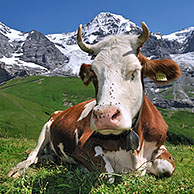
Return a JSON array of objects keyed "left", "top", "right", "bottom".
[
  {"left": 0, "top": 12, "right": 194, "bottom": 109},
  {"left": 163, "top": 27, "right": 194, "bottom": 43},
  {"left": 46, "top": 12, "right": 142, "bottom": 75}
]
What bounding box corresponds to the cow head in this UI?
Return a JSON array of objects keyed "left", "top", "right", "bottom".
[{"left": 78, "top": 23, "right": 181, "bottom": 135}]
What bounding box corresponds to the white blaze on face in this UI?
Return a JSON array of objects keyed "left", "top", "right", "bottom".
[{"left": 90, "top": 35, "right": 143, "bottom": 132}]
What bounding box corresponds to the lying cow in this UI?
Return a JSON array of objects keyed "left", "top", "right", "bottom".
[{"left": 8, "top": 22, "right": 181, "bottom": 182}]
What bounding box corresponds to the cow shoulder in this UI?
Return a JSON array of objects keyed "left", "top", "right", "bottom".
[
  {"left": 50, "top": 99, "right": 96, "bottom": 153},
  {"left": 51, "top": 98, "right": 95, "bottom": 127}
]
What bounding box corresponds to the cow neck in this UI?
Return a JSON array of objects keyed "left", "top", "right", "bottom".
[
  {"left": 125, "top": 85, "right": 145, "bottom": 152},
  {"left": 125, "top": 95, "right": 144, "bottom": 152},
  {"left": 92, "top": 93, "right": 145, "bottom": 153}
]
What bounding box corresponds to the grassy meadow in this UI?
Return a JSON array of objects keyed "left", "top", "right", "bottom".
[
  {"left": 0, "top": 76, "right": 194, "bottom": 193},
  {"left": 0, "top": 76, "right": 95, "bottom": 139}
]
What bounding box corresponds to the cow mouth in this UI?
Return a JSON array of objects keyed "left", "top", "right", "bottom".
[{"left": 94, "top": 127, "right": 131, "bottom": 135}]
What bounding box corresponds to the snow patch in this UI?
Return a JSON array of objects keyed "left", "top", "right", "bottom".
[
  {"left": 0, "top": 55, "right": 47, "bottom": 70},
  {"left": 163, "top": 27, "right": 194, "bottom": 43},
  {"left": 170, "top": 52, "right": 194, "bottom": 69},
  {"left": 0, "top": 22, "right": 28, "bottom": 42}
]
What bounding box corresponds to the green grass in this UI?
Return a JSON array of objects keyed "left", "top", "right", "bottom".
[
  {"left": 159, "top": 108, "right": 194, "bottom": 139},
  {"left": 0, "top": 76, "right": 95, "bottom": 139},
  {"left": 0, "top": 137, "right": 193, "bottom": 194},
  {"left": 1, "top": 76, "right": 95, "bottom": 108}
]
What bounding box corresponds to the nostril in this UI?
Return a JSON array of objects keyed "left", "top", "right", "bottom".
[
  {"left": 93, "top": 112, "right": 98, "bottom": 119},
  {"left": 111, "top": 109, "right": 121, "bottom": 120}
]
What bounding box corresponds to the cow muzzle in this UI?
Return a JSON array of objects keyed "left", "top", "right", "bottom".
[{"left": 91, "top": 106, "right": 126, "bottom": 135}]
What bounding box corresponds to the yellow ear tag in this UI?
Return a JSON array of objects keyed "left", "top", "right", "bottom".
[
  {"left": 156, "top": 72, "right": 167, "bottom": 81},
  {"left": 83, "top": 73, "right": 89, "bottom": 83}
]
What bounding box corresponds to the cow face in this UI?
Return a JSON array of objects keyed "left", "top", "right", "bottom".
[
  {"left": 90, "top": 45, "right": 144, "bottom": 135},
  {"left": 78, "top": 23, "right": 181, "bottom": 135},
  {"left": 78, "top": 23, "right": 149, "bottom": 135}
]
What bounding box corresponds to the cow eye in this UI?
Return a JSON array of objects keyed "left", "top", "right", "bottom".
[
  {"left": 125, "top": 69, "right": 138, "bottom": 81},
  {"left": 130, "top": 70, "right": 137, "bottom": 81},
  {"left": 131, "top": 72, "right": 135, "bottom": 80}
]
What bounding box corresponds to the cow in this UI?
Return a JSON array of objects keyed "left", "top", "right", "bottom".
[{"left": 8, "top": 22, "right": 181, "bottom": 182}]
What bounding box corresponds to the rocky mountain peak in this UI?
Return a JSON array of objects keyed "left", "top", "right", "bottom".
[
  {"left": 90, "top": 12, "right": 132, "bottom": 29},
  {"left": 83, "top": 12, "right": 140, "bottom": 44},
  {"left": 0, "top": 22, "right": 12, "bottom": 34},
  {"left": 20, "top": 30, "right": 69, "bottom": 70},
  {"left": 183, "top": 30, "right": 194, "bottom": 53}
]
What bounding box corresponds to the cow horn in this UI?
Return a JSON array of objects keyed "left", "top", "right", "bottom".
[
  {"left": 77, "top": 24, "right": 94, "bottom": 54},
  {"left": 138, "top": 22, "right": 149, "bottom": 46}
]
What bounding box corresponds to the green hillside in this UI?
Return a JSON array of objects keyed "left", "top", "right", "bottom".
[
  {"left": 0, "top": 75, "right": 193, "bottom": 140},
  {"left": 0, "top": 76, "right": 95, "bottom": 139}
]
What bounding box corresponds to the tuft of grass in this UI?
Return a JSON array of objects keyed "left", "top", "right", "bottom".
[{"left": 0, "top": 137, "right": 194, "bottom": 194}]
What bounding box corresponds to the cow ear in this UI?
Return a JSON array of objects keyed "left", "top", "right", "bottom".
[
  {"left": 79, "top": 63, "right": 93, "bottom": 86},
  {"left": 139, "top": 53, "right": 181, "bottom": 84}
]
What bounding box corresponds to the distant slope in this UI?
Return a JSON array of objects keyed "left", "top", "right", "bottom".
[
  {"left": 0, "top": 92, "right": 51, "bottom": 139},
  {"left": 0, "top": 76, "right": 193, "bottom": 141},
  {"left": 0, "top": 76, "right": 95, "bottom": 139},
  {"left": 159, "top": 108, "right": 194, "bottom": 141}
]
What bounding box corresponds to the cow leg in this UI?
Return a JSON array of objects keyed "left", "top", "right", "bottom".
[
  {"left": 73, "top": 145, "right": 115, "bottom": 183},
  {"left": 129, "top": 150, "right": 148, "bottom": 176},
  {"left": 8, "top": 120, "right": 52, "bottom": 178},
  {"left": 94, "top": 146, "right": 115, "bottom": 183},
  {"left": 37, "top": 143, "right": 57, "bottom": 162},
  {"left": 148, "top": 145, "right": 175, "bottom": 178}
]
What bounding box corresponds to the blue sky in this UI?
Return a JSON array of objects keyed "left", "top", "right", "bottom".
[{"left": 0, "top": 0, "right": 193, "bottom": 35}]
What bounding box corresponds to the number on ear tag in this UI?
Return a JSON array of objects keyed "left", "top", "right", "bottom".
[{"left": 156, "top": 72, "right": 167, "bottom": 81}]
